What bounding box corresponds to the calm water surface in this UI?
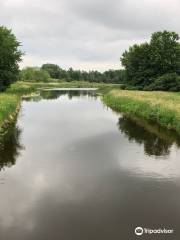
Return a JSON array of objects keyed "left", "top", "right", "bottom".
[{"left": 0, "top": 89, "right": 180, "bottom": 240}]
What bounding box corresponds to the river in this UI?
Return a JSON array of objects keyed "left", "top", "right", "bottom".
[{"left": 0, "top": 89, "right": 180, "bottom": 240}]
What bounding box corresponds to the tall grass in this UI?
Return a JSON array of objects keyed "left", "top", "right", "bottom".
[
  {"left": 103, "top": 89, "right": 180, "bottom": 133},
  {"left": 6, "top": 82, "right": 36, "bottom": 94},
  {"left": 0, "top": 93, "right": 20, "bottom": 129}
]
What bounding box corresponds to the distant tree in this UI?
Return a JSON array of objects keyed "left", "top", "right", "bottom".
[
  {"left": 59, "top": 68, "right": 68, "bottom": 79},
  {"left": 0, "top": 26, "right": 23, "bottom": 91},
  {"left": 103, "top": 69, "right": 126, "bottom": 83},
  {"left": 41, "top": 63, "right": 60, "bottom": 79},
  {"left": 41, "top": 64, "right": 126, "bottom": 83},
  {"left": 20, "top": 67, "right": 50, "bottom": 82}
]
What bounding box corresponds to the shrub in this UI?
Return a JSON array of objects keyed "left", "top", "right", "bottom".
[
  {"left": 144, "top": 73, "right": 180, "bottom": 91},
  {"left": 20, "top": 67, "right": 50, "bottom": 82}
]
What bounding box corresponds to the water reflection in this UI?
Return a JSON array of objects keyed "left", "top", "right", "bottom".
[
  {"left": 0, "top": 125, "right": 23, "bottom": 171},
  {"left": 41, "top": 89, "right": 97, "bottom": 100},
  {"left": 118, "top": 115, "right": 180, "bottom": 156}
]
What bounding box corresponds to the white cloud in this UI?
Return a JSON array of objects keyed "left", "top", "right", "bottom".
[{"left": 0, "top": 0, "right": 179, "bottom": 71}]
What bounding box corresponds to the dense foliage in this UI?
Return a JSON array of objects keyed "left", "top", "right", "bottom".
[
  {"left": 41, "top": 64, "right": 60, "bottom": 79},
  {"left": 0, "top": 26, "right": 22, "bottom": 91},
  {"left": 41, "top": 64, "right": 125, "bottom": 83},
  {"left": 121, "top": 31, "right": 180, "bottom": 91},
  {"left": 20, "top": 67, "right": 50, "bottom": 82}
]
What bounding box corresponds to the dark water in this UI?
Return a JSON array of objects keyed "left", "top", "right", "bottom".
[{"left": 0, "top": 89, "right": 180, "bottom": 240}]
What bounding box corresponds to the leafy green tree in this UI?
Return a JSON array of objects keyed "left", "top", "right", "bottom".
[
  {"left": 20, "top": 67, "right": 50, "bottom": 82},
  {"left": 41, "top": 63, "right": 60, "bottom": 79},
  {"left": 121, "top": 43, "right": 153, "bottom": 87},
  {"left": 150, "top": 31, "right": 180, "bottom": 75},
  {"left": 59, "top": 68, "right": 68, "bottom": 79},
  {"left": 0, "top": 26, "right": 23, "bottom": 91},
  {"left": 121, "top": 31, "right": 180, "bottom": 90}
]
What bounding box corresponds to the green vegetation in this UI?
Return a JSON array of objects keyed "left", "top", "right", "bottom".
[
  {"left": 20, "top": 64, "right": 125, "bottom": 84},
  {"left": 8, "top": 81, "right": 119, "bottom": 92},
  {"left": 0, "top": 26, "right": 23, "bottom": 91},
  {"left": 121, "top": 31, "right": 180, "bottom": 91},
  {"left": 43, "top": 64, "right": 125, "bottom": 83},
  {"left": 103, "top": 89, "right": 180, "bottom": 133},
  {"left": 20, "top": 67, "right": 50, "bottom": 82},
  {"left": 0, "top": 93, "right": 20, "bottom": 132}
]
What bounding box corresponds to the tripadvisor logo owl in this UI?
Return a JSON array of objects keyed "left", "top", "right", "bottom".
[
  {"left": 135, "top": 227, "right": 143, "bottom": 236},
  {"left": 134, "top": 226, "right": 174, "bottom": 236}
]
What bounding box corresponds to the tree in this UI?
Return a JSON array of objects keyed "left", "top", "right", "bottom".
[
  {"left": 42, "top": 63, "right": 126, "bottom": 83},
  {"left": 20, "top": 67, "right": 50, "bottom": 82},
  {"left": 121, "top": 43, "right": 153, "bottom": 86},
  {"left": 41, "top": 63, "right": 60, "bottom": 79},
  {"left": 150, "top": 31, "right": 180, "bottom": 75},
  {"left": 121, "top": 31, "right": 180, "bottom": 90},
  {"left": 0, "top": 26, "right": 23, "bottom": 91}
]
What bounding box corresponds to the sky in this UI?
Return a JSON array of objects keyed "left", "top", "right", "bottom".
[{"left": 0, "top": 0, "right": 179, "bottom": 71}]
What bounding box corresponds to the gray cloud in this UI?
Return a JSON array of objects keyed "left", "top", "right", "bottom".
[{"left": 0, "top": 0, "right": 179, "bottom": 71}]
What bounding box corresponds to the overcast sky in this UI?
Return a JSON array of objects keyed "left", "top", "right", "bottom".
[{"left": 0, "top": 0, "right": 179, "bottom": 71}]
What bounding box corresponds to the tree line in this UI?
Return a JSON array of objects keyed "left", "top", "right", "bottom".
[
  {"left": 20, "top": 65, "right": 126, "bottom": 84},
  {"left": 0, "top": 25, "right": 179, "bottom": 91}
]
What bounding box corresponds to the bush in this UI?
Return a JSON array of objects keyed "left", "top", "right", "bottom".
[
  {"left": 144, "top": 73, "right": 180, "bottom": 91},
  {"left": 122, "top": 84, "right": 144, "bottom": 90},
  {"left": 20, "top": 67, "right": 50, "bottom": 82}
]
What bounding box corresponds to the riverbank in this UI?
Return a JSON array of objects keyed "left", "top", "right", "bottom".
[
  {"left": 0, "top": 81, "right": 118, "bottom": 131},
  {"left": 0, "top": 94, "right": 21, "bottom": 133},
  {"left": 103, "top": 89, "right": 180, "bottom": 133}
]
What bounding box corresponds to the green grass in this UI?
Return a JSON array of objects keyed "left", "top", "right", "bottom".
[
  {"left": 6, "top": 82, "right": 36, "bottom": 94},
  {"left": 103, "top": 89, "right": 180, "bottom": 133},
  {"left": 0, "top": 93, "right": 20, "bottom": 131}
]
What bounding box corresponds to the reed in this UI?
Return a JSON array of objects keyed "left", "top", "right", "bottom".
[{"left": 0, "top": 93, "right": 20, "bottom": 130}]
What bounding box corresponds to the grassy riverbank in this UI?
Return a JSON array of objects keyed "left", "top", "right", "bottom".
[
  {"left": 103, "top": 90, "right": 180, "bottom": 133},
  {"left": 0, "top": 94, "right": 21, "bottom": 132},
  {"left": 0, "top": 81, "right": 118, "bottom": 130}
]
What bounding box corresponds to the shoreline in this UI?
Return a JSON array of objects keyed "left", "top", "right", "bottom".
[{"left": 103, "top": 89, "right": 180, "bottom": 134}]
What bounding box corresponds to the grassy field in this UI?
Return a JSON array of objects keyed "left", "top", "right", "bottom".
[
  {"left": 0, "top": 81, "right": 119, "bottom": 131},
  {"left": 103, "top": 89, "right": 180, "bottom": 133}
]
